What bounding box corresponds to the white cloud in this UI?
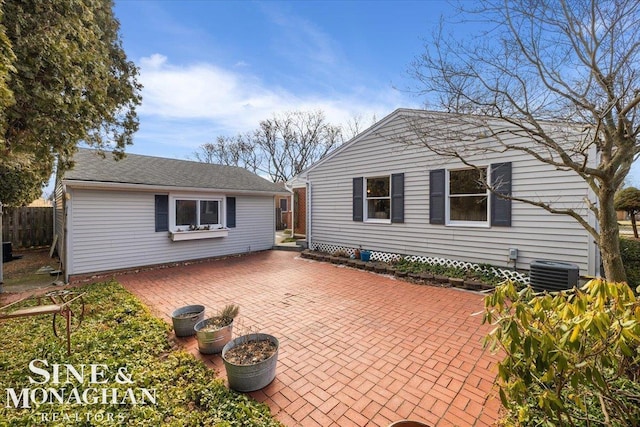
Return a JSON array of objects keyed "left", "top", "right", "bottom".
[{"left": 136, "top": 54, "right": 412, "bottom": 140}]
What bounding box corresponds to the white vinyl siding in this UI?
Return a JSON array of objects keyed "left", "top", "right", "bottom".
[
  {"left": 66, "top": 189, "right": 274, "bottom": 276},
  {"left": 54, "top": 180, "right": 66, "bottom": 268},
  {"left": 306, "top": 112, "right": 596, "bottom": 275}
]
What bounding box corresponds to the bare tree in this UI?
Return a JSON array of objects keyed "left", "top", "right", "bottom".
[
  {"left": 194, "top": 110, "right": 344, "bottom": 182},
  {"left": 409, "top": 0, "right": 640, "bottom": 282},
  {"left": 342, "top": 114, "right": 378, "bottom": 141},
  {"left": 193, "top": 134, "right": 260, "bottom": 173}
]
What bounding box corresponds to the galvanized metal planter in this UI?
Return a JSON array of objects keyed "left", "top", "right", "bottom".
[
  {"left": 222, "top": 333, "right": 279, "bottom": 392},
  {"left": 388, "top": 421, "right": 430, "bottom": 427},
  {"left": 171, "top": 305, "right": 205, "bottom": 337},
  {"left": 194, "top": 318, "right": 233, "bottom": 354}
]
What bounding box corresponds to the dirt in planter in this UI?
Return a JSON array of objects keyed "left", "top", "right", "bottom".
[
  {"left": 225, "top": 339, "right": 277, "bottom": 365},
  {"left": 200, "top": 317, "right": 232, "bottom": 332},
  {"left": 173, "top": 311, "right": 202, "bottom": 319}
]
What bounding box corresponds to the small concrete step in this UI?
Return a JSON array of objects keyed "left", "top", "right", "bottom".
[{"left": 272, "top": 244, "right": 303, "bottom": 252}]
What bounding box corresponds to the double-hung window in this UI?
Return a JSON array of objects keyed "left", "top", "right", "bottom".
[
  {"left": 365, "top": 176, "right": 390, "bottom": 220},
  {"left": 174, "top": 198, "right": 223, "bottom": 230},
  {"left": 447, "top": 167, "right": 488, "bottom": 225}
]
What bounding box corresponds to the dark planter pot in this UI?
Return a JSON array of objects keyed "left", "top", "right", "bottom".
[
  {"left": 171, "top": 305, "right": 205, "bottom": 337},
  {"left": 222, "top": 333, "right": 279, "bottom": 392},
  {"left": 388, "top": 421, "right": 430, "bottom": 427}
]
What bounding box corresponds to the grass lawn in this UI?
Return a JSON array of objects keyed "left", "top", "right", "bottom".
[{"left": 0, "top": 281, "right": 282, "bottom": 426}]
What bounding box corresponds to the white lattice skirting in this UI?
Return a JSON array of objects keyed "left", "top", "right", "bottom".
[{"left": 311, "top": 242, "right": 530, "bottom": 284}]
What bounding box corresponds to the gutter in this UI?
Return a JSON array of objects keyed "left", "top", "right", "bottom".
[{"left": 61, "top": 180, "right": 290, "bottom": 196}]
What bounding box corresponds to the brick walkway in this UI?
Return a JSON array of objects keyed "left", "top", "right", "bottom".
[{"left": 118, "top": 251, "right": 502, "bottom": 427}]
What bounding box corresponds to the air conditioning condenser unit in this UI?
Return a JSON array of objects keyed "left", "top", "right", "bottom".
[{"left": 529, "top": 260, "right": 579, "bottom": 292}]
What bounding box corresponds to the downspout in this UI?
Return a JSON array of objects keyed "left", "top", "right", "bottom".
[
  {"left": 307, "top": 181, "right": 312, "bottom": 250},
  {"left": 64, "top": 188, "right": 71, "bottom": 284},
  {"left": 284, "top": 181, "right": 294, "bottom": 237}
]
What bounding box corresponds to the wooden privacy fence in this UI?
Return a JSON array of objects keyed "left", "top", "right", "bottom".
[
  {"left": 2, "top": 207, "right": 53, "bottom": 249},
  {"left": 275, "top": 207, "right": 284, "bottom": 230}
]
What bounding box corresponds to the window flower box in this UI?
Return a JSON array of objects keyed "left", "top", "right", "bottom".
[{"left": 169, "top": 228, "right": 229, "bottom": 241}]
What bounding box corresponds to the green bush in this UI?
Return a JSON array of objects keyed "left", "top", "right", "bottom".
[
  {"left": 393, "top": 258, "right": 504, "bottom": 284},
  {"left": 484, "top": 279, "right": 640, "bottom": 426},
  {"left": 0, "top": 281, "right": 281, "bottom": 426},
  {"left": 620, "top": 237, "right": 640, "bottom": 288}
]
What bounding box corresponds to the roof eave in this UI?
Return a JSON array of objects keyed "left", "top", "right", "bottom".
[{"left": 61, "top": 179, "right": 289, "bottom": 196}]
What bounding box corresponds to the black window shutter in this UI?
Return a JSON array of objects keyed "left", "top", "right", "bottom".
[
  {"left": 226, "top": 197, "right": 236, "bottom": 228},
  {"left": 155, "top": 195, "right": 169, "bottom": 232},
  {"left": 491, "top": 162, "right": 512, "bottom": 227},
  {"left": 429, "top": 169, "right": 445, "bottom": 224},
  {"left": 353, "top": 177, "right": 363, "bottom": 222},
  {"left": 391, "top": 173, "right": 404, "bottom": 223}
]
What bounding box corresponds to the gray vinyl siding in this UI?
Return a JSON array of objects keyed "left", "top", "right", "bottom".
[
  {"left": 66, "top": 188, "right": 274, "bottom": 276},
  {"left": 306, "top": 114, "right": 595, "bottom": 275}
]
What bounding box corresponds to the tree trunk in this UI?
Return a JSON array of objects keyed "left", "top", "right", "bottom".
[
  {"left": 599, "top": 189, "right": 627, "bottom": 283},
  {"left": 632, "top": 212, "right": 639, "bottom": 239}
]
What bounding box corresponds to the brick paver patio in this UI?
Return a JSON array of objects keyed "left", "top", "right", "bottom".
[{"left": 118, "top": 250, "right": 502, "bottom": 427}]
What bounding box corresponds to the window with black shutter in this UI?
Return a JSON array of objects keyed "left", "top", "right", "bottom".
[
  {"left": 391, "top": 173, "right": 404, "bottom": 223},
  {"left": 226, "top": 197, "right": 236, "bottom": 228},
  {"left": 490, "top": 162, "right": 512, "bottom": 227},
  {"left": 155, "top": 195, "right": 169, "bottom": 232},
  {"left": 353, "top": 177, "right": 363, "bottom": 222},
  {"left": 429, "top": 170, "right": 445, "bottom": 224}
]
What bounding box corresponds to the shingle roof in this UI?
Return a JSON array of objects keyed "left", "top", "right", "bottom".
[{"left": 63, "top": 148, "right": 287, "bottom": 194}]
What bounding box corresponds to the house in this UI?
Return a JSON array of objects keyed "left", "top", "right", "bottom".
[
  {"left": 294, "top": 109, "right": 600, "bottom": 277},
  {"left": 55, "top": 149, "right": 288, "bottom": 282}
]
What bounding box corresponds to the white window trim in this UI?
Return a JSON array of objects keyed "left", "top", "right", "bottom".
[
  {"left": 169, "top": 194, "right": 226, "bottom": 232},
  {"left": 364, "top": 175, "right": 391, "bottom": 224},
  {"left": 445, "top": 167, "right": 491, "bottom": 228},
  {"left": 279, "top": 197, "right": 289, "bottom": 212}
]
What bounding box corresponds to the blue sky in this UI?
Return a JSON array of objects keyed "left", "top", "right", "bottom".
[
  {"left": 113, "top": 0, "right": 445, "bottom": 160},
  {"left": 110, "top": 0, "right": 640, "bottom": 185}
]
